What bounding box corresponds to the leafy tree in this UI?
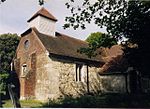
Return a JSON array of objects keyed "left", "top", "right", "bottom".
[
  {"left": 64, "top": 0, "right": 128, "bottom": 35},
  {"left": 0, "top": 33, "right": 20, "bottom": 95},
  {"left": 0, "top": 0, "right": 6, "bottom": 3},
  {"left": 0, "top": 0, "right": 45, "bottom": 5},
  {"left": 120, "top": 1, "right": 150, "bottom": 76},
  {"left": 0, "top": 73, "right": 8, "bottom": 95},
  {"left": 65, "top": 0, "right": 150, "bottom": 76},
  {"left": 86, "top": 32, "right": 104, "bottom": 44},
  {"left": 86, "top": 32, "right": 117, "bottom": 48},
  {"left": 78, "top": 32, "right": 117, "bottom": 58}
]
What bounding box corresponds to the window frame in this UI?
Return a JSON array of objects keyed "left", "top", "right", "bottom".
[
  {"left": 75, "top": 63, "right": 85, "bottom": 82},
  {"left": 21, "top": 64, "right": 28, "bottom": 76},
  {"left": 24, "top": 40, "right": 30, "bottom": 50}
]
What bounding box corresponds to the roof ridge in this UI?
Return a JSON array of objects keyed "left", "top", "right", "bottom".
[
  {"left": 32, "top": 30, "right": 87, "bottom": 44},
  {"left": 56, "top": 32, "right": 88, "bottom": 45},
  {"left": 27, "top": 7, "right": 57, "bottom": 22},
  {"left": 21, "top": 27, "right": 104, "bottom": 64}
]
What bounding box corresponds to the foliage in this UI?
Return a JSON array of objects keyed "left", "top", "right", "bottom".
[
  {"left": 0, "top": 0, "right": 45, "bottom": 6},
  {"left": 0, "top": 33, "right": 20, "bottom": 94},
  {"left": 120, "top": 1, "right": 150, "bottom": 76},
  {"left": 0, "top": 0, "right": 6, "bottom": 3},
  {"left": 2, "top": 93, "right": 150, "bottom": 108},
  {"left": 78, "top": 32, "right": 117, "bottom": 58},
  {"left": 0, "top": 33, "right": 20, "bottom": 73},
  {"left": 65, "top": 0, "right": 150, "bottom": 76},
  {"left": 42, "top": 93, "right": 150, "bottom": 108},
  {"left": 0, "top": 73, "right": 8, "bottom": 94},
  {"left": 64, "top": 0, "right": 127, "bottom": 37},
  {"left": 86, "top": 32, "right": 116, "bottom": 46}
]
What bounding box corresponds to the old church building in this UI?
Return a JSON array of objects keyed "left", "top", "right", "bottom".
[{"left": 13, "top": 8, "right": 108, "bottom": 101}]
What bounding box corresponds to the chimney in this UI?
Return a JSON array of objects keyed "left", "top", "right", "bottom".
[{"left": 27, "top": 7, "right": 57, "bottom": 36}]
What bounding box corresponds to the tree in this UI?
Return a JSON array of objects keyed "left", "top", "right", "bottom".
[
  {"left": 64, "top": 0, "right": 128, "bottom": 35},
  {"left": 86, "top": 32, "right": 117, "bottom": 48},
  {"left": 0, "top": 0, "right": 44, "bottom": 5},
  {"left": 64, "top": 0, "right": 150, "bottom": 76},
  {"left": 0, "top": 73, "right": 8, "bottom": 95},
  {"left": 0, "top": 33, "right": 20, "bottom": 96},
  {"left": 0, "top": 0, "right": 6, "bottom": 3},
  {"left": 120, "top": 1, "right": 150, "bottom": 76},
  {"left": 78, "top": 32, "right": 117, "bottom": 58}
]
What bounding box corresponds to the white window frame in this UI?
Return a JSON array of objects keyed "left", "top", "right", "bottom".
[
  {"left": 22, "top": 64, "right": 28, "bottom": 76},
  {"left": 75, "top": 63, "right": 86, "bottom": 82}
]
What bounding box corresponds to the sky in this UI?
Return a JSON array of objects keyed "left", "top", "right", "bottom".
[{"left": 0, "top": 0, "right": 106, "bottom": 40}]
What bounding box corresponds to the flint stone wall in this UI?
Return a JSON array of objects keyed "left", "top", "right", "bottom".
[
  {"left": 21, "top": 51, "right": 127, "bottom": 101},
  {"left": 35, "top": 52, "right": 101, "bottom": 101},
  {"left": 99, "top": 73, "right": 127, "bottom": 93}
]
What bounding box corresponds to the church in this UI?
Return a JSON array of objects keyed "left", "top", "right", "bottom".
[{"left": 13, "top": 7, "right": 107, "bottom": 101}]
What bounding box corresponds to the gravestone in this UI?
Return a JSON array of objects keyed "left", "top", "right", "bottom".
[{"left": 8, "top": 83, "right": 21, "bottom": 108}]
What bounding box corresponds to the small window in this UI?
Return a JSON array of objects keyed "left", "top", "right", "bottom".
[
  {"left": 22, "top": 64, "right": 28, "bottom": 75},
  {"left": 24, "top": 40, "right": 29, "bottom": 50},
  {"left": 75, "top": 63, "right": 85, "bottom": 82}
]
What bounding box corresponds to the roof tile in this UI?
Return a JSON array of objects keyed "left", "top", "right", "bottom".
[
  {"left": 27, "top": 7, "right": 57, "bottom": 22},
  {"left": 30, "top": 28, "right": 104, "bottom": 63}
]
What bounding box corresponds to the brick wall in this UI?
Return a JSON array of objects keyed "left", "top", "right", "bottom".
[
  {"left": 24, "top": 53, "right": 36, "bottom": 98},
  {"left": 15, "top": 30, "right": 46, "bottom": 99}
]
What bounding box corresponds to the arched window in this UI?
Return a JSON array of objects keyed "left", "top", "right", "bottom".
[
  {"left": 24, "top": 40, "right": 29, "bottom": 50},
  {"left": 22, "top": 64, "right": 28, "bottom": 76},
  {"left": 75, "top": 63, "right": 86, "bottom": 82}
]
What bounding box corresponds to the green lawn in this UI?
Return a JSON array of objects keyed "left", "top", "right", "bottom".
[
  {"left": 2, "top": 93, "right": 150, "bottom": 108},
  {"left": 2, "top": 100, "right": 43, "bottom": 108}
]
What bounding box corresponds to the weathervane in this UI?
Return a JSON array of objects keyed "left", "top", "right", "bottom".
[{"left": 39, "top": 0, "right": 45, "bottom": 6}]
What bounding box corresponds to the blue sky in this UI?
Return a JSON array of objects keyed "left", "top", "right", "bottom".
[{"left": 0, "top": 0, "right": 106, "bottom": 40}]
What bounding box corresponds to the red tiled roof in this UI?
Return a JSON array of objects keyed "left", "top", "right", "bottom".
[
  {"left": 104, "top": 45, "right": 124, "bottom": 62},
  {"left": 100, "top": 45, "right": 128, "bottom": 73},
  {"left": 27, "top": 7, "right": 57, "bottom": 22}
]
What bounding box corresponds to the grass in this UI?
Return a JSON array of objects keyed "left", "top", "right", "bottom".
[
  {"left": 2, "top": 99, "right": 43, "bottom": 108},
  {"left": 2, "top": 93, "right": 150, "bottom": 108}
]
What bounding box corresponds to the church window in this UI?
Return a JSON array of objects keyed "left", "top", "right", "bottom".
[
  {"left": 24, "top": 40, "right": 29, "bottom": 50},
  {"left": 75, "top": 63, "right": 85, "bottom": 82},
  {"left": 22, "top": 64, "right": 28, "bottom": 75}
]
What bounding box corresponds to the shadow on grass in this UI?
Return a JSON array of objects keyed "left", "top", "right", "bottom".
[{"left": 41, "top": 93, "right": 150, "bottom": 108}]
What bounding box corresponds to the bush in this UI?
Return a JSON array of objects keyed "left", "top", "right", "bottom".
[
  {"left": 42, "top": 93, "right": 150, "bottom": 108},
  {"left": 0, "top": 73, "right": 9, "bottom": 95}
]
